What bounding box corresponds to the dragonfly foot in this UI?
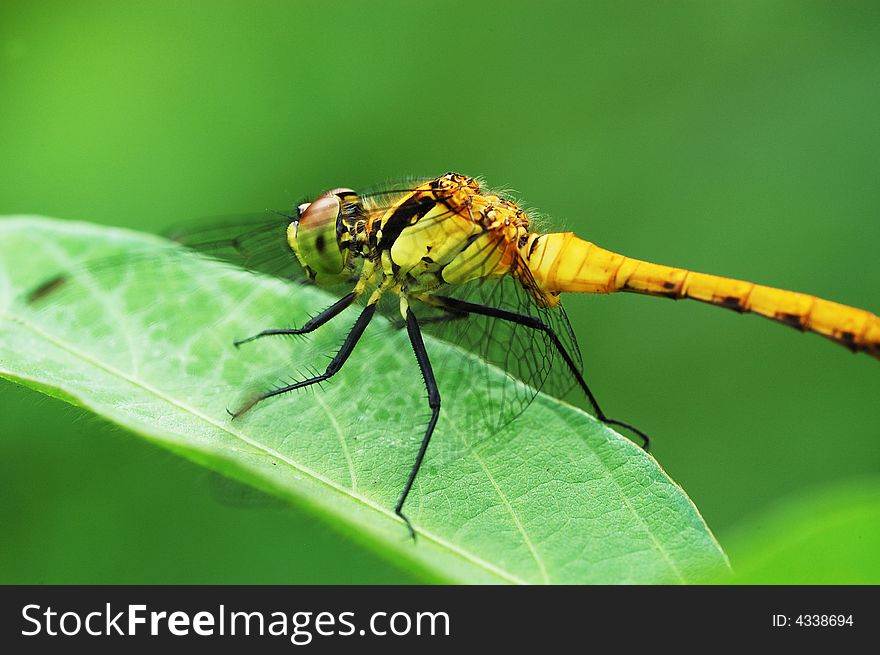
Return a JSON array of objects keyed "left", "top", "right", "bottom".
[
  {"left": 396, "top": 508, "right": 417, "bottom": 542},
  {"left": 601, "top": 417, "right": 651, "bottom": 452},
  {"left": 233, "top": 335, "right": 257, "bottom": 348},
  {"left": 227, "top": 396, "right": 259, "bottom": 421}
]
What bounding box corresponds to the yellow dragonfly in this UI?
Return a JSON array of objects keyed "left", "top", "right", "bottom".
[{"left": 30, "top": 172, "right": 880, "bottom": 536}]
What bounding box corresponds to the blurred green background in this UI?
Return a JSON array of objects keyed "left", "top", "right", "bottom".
[{"left": 1, "top": 1, "right": 878, "bottom": 583}]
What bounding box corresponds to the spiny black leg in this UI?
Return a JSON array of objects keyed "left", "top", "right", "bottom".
[
  {"left": 395, "top": 306, "right": 441, "bottom": 540},
  {"left": 229, "top": 301, "right": 377, "bottom": 418},
  {"left": 429, "top": 295, "right": 651, "bottom": 451},
  {"left": 234, "top": 291, "right": 357, "bottom": 347}
]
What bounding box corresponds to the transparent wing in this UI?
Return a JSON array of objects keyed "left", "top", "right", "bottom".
[
  {"left": 163, "top": 212, "right": 302, "bottom": 280},
  {"left": 411, "top": 256, "right": 583, "bottom": 435},
  {"left": 23, "top": 212, "right": 304, "bottom": 304}
]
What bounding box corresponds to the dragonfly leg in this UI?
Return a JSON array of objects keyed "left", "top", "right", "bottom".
[
  {"left": 228, "top": 300, "right": 376, "bottom": 418},
  {"left": 234, "top": 291, "right": 358, "bottom": 347},
  {"left": 394, "top": 306, "right": 441, "bottom": 541},
  {"left": 428, "top": 295, "right": 651, "bottom": 451}
]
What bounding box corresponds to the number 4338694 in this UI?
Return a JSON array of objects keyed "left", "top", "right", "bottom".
[{"left": 772, "top": 615, "right": 854, "bottom": 627}]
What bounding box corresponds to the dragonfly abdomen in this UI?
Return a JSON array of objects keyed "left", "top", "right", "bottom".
[
  {"left": 657, "top": 268, "right": 880, "bottom": 359},
  {"left": 526, "top": 232, "right": 880, "bottom": 359}
]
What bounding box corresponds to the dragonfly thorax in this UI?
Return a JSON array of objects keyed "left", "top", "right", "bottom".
[{"left": 289, "top": 173, "right": 562, "bottom": 308}]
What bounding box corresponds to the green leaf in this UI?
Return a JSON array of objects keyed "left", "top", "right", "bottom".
[
  {"left": 0, "top": 216, "right": 727, "bottom": 584},
  {"left": 719, "top": 477, "right": 880, "bottom": 584}
]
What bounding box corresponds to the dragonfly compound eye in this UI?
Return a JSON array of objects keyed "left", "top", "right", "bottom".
[{"left": 288, "top": 189, "right": 352, "bottom": 279}]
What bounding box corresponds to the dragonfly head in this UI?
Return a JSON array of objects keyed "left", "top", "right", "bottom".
[{"left": 288, "top": 188, "right": 356, "bottom": 283}]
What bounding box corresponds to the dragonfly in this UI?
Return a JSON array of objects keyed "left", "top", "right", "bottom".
[{"left": 30, "top": 172, "right": 880, "bottom": 537}]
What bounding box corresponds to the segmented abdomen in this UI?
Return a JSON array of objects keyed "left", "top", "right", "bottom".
[{"left": 527, "top": 232, "right": 880, "bottom": 359}]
